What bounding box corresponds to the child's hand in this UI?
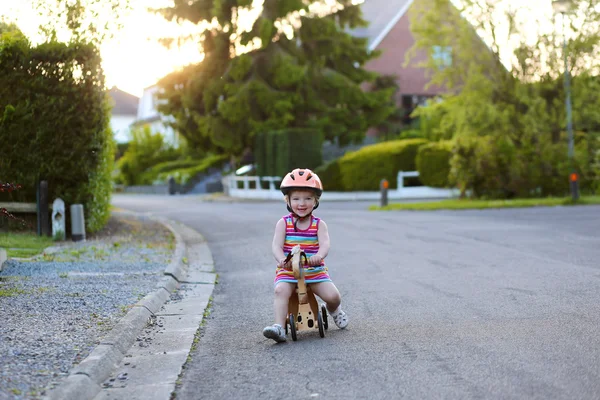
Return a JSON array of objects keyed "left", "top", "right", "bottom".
[
  {"left": 308, "top": 255, "right": 323, "bottom": 266},
  {"left": 277, "top": 258, "right": 291, "bottom": 270}
]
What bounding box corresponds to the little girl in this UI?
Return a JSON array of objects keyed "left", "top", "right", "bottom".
[{"left": 263, "top": 168, "right": 349, "bottom": 343}]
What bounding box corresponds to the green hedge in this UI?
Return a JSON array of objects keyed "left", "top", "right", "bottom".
[
  {"left": 314, "top": 160, "right": 344, "bottom": 191},
  {"left": 255, "top": 128, "right": 323, "bottom": 177},
  {"left": 0, "top": 34, "right": 113, "bottom": 233},
  {"left": 416, "top": 140, "right": 453, "bottom": 188},
  {"left": 449, "top": 134, "right": 593, "bottom": 198},
  {"left": 317, "top": 138, "right": 428, "bottom": 191}
]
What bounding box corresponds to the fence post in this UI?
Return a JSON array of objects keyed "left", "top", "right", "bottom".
[
  {"left": 37, "top": 180, "right": 50, "bottom": 236},
  {"left": 380, "top": 179, "right": 389, "bottom": 207},
  {"left": 397, "top": 171, "right": 405, "bottom": 190}
]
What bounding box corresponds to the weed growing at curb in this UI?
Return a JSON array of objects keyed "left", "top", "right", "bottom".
[{"left": 170, "top": 296, "right": 214, "bottom": 400}]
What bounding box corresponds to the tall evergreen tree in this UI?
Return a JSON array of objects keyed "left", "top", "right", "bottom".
[{"left": 154, "top": 0, "right": 395, "bottom": 159}]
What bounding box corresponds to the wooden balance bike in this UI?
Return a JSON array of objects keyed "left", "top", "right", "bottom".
[{"left": 284, "top": 245, "right": 328, "bottom": 341}]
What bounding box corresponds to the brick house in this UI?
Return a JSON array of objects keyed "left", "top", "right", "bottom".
[{"left": 351, "top": 0, "right": 450, "bottom": 115}]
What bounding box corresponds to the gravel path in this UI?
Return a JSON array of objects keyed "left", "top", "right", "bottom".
[{"left": 0, "top": 213, "right": 174, "bottom": 400}]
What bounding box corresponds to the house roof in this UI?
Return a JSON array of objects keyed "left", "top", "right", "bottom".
[
  {"left": 350, "top": 0, "right": 414, "bottom": 51},
  {"left": 108, "top": 86, "right": 139, "bottom": 116}
]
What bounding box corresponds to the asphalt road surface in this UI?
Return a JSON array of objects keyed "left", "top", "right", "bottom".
[{"left": 112, "top": 194, "right": 600, "bottom": 400}]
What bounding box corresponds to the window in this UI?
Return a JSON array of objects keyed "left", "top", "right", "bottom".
[{"left": 432, "top": 46, "right": 452, "bottom": 69}]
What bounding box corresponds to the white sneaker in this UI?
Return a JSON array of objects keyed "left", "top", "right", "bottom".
[
  {"left": 329, "top": 307, "right": 349, "bottom": 329},
  {"left": 263, "top": 324, "right": 287, "bottom": 342}
]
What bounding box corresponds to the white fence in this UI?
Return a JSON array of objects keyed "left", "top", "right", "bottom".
[{"left": 223, "top": 171, "right": 459, "bottom": 201}]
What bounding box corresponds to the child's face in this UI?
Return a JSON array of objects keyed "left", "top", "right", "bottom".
[{"left": 288, "top": 190, "right": 317, "bottom": 217}]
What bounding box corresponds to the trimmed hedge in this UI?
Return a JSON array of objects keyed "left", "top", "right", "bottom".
[
  {"left": 254, "top": 128, "right": 323, "bottom": 177},
  {"left": 317, "top": 138, "right": 428, "bottom": 191},
  {"left": 313, "top": 160, "right": 344, "bottom": 191},
  {"left": 416, "top": 140, "right": 453, "bottom": 188},
  {"left": 0, "top": 34, "right": 113, "bottom": 233}
]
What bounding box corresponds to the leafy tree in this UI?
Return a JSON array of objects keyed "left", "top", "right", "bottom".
[
  {"left": 407, "top": 0, "right": 600, "bottom": 197},
  {"left": 153, "top": 0, "right": 395, "bottom": 162},
  {"left": 32, "top": 0, "right": 131, "bottom": 45},
  {"left": 408, "top": 0, "right": 600, "bottom": 141}
]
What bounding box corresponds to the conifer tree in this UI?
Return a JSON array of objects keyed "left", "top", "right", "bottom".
[{"left": 154, "top": 0, "right": 395, "bottom": 159}]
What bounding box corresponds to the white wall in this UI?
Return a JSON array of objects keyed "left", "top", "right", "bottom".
[
  {"left": 136, "top": 85, "right": 180, "bottom": 147},
  {"left": 110, "top": 115, "right": 136, "bottom": 143},
  {"left": 137, "top": 86, "right": 161, "bottom": 120}
]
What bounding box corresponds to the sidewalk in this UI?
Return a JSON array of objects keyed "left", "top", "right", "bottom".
[{"left": 0, "top": 210, "right": 216, "bottom": 400}]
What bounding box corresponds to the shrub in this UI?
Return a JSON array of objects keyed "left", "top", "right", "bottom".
[
  {"left": 0, "top": 35, "right": 113, "bottom": 232},
  {"left": 449, "top": 134, "right": 593, "bottom": 199},
  {"left": 139, "top": 159, "right": 202, "bottom": 184},
  {"left": 416, "top": 141, "right": 453, "bottom": 188},
  {"left": 316, "top": 139, "right": 428, "bottom": 191},
  {"left": 314, "top": 160, "right": 344, "bottom": 191},
  {"left": 115, "top": 127, "right": 181, "bottom": 185},
  {"left": 255, "top": 128, "right": 323, "bottom": 177},
  {"left": 154, "top": 155, "right": 228, "bottom": 185}
]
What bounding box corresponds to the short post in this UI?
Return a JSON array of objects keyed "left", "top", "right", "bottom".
[
  {"left": 570, "top": 172, "right": 580, "bottom": 200},
  {"left": 37, "top": 180, "right": 50, "bottom": 236},
  {"left": 52, "top": 198, "right": 66, "bottom": 241},
  {"left": 380, "top": 179, "right": 389, "bottom": 207},
  {"left": 168, "top": 176, "right": 176, "bottom": 195},
  {"left": 70, "top": 204, "right": 86, "bottom": 242}
]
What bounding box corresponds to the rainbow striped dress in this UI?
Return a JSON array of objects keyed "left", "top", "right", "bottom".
[{"left": 274, "top": 213, "right": 331, "bottom": 286}]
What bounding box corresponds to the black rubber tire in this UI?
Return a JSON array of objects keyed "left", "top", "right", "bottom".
[
  {"left": 318, "top": 311, "right": 325, "bottom": 338},
  {"left": 321, "top": 305, "right": 329, "bottom": 330},
  {"left": 289, "top": 313, "right": 297, "bottom": 341}
]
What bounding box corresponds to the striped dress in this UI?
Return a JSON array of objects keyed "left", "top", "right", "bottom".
[{"left": 274, "top": 213, "right": 332, "bottom": 286}]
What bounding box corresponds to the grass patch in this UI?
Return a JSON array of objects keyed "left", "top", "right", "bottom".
[
  {"left": 0, "top": 232, "right": 54, "bottom": 258},
  {"left": 0, "top": 287, "right": 26, "bottom": 297},
  {"left": 371, "top": 195, "right": 600, "bottom": 211}
]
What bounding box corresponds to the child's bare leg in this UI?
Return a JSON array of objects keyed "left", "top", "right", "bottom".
[
  {"left": 274, "top": 282, "right": 295, "bottom": 326},
  {"left": 309, "top": 282, "right": 341, "bottom": 313},
  {"left": 310, "top": 281, "right": 348, "bottom": 328}
]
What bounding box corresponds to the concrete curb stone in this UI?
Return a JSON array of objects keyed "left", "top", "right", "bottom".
[
  {"left": 0, "top": 247, "right": 7, "bottom": 272},
  {"left": 44, "top": 212, "right": 211, "bottom": 400},
  {"left": 70, "top": 345, "right": 125, "bottom": 386},
  {"left": 46, "top": 375, "right": 101, "bottom": 400}
]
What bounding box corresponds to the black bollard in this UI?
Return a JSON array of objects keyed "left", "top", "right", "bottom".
[
  {"left": 380, "top": 179, "right": 389, "bottom": 207},
  {"left": 37, "top": 180, "right": 50, "bottom": 236}
]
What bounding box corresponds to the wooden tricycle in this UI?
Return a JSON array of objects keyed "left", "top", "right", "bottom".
[{"left": 284, "top": 245, "right": 328, "bottom": 341}]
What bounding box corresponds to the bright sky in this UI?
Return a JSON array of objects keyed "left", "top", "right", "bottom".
[
  {"left": 0, "top": 0, "right": 586, "bottom": 97},
  {"left": 0, "top": 0, "right": 210, "bottom": 97}
]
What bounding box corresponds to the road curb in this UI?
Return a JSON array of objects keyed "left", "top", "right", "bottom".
[
  {"left": 44, "top": 212, "right": 210, "bottom": 400},
  {"left": 0, "top": 247, "right": 6, "bottom": 272}
]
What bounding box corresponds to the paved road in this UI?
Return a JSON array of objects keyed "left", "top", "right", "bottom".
[{"left": 112, "top": 194, "right": 600, "bottom": 400}]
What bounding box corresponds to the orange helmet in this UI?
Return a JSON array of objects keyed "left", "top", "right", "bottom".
[{"left": 280, "top": 168, "right": 323, "bottom": 197}]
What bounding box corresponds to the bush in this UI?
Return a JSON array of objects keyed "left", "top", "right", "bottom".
[
  {"left": 449, "top": 134, "right": 593, "bottom": 199},
  {"left": 0, "top": 34, "right": 113, "bottom": 232},
  {"left": 139, "top": 159, "right": 202, "bottom": 184},
  {"left": 416, "top": 141, "right": 453, "bottom": 188},
  {"left": 255, "top": 128, "right": 323, "bottom": 177},
  {"left": 115, "top": 127, "right": 181, "bottom": 185},
  {"left": 314, "top": 160, "right": 344, "bottom": 191},
  {"left": 154, "top": 155, "right": 228, "bottom": 185},
  {"left": 316, "top": 139, "right": 428, "bottom": 191}
]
